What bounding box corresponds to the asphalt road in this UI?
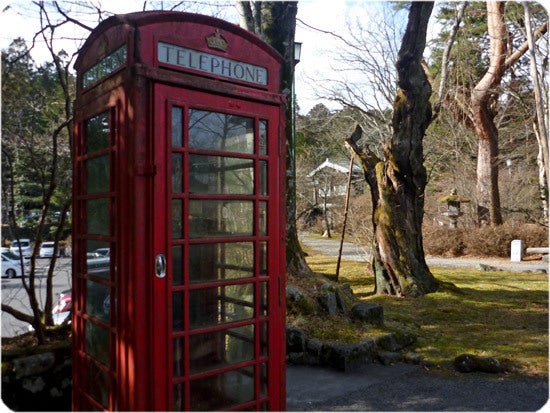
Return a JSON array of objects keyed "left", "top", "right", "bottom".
[
  {"left": 1, "top": 257, "right": 72, "bottom": 337},
  {"left": 287, "top": 364, "right": 549, "bottom": 411},
  {"left": 299, "top": 232, "right": 548, "bottom": 273}
]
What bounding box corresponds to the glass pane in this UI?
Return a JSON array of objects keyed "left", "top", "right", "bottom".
[
  {"left": 87, "top": 198, "right": 110, "bottom": 235},
  {"left": 260, "top": 282, "right": 268, "bottom": 317},
  {"left": 86, "top": 155, "right": 110, "bottom": 193},
  {"left": 86, "top": 280, "right": 111, "bottom": 323},
  {"left": 189, "top": 110, "right": 253, "bottom": 154},
  {"left": 172, "top": 245, "right": 183, "bottom": 286},
  {"left": 172, "top": 199, "right": 183, "bottom": 239},
  {"left": 190, "top": 284, "right": 254, "bottom": 328},
  {"left": 173, "top": 338, "right": 183, "bottom": 378},
  {"left": 85, "top": 320, "right": 110, "bottom": 366},
  {"left": 189, "top": 155, "right": 254, "bottom": 194},
  {"left": 85, "top": 240, "right": 111, "bottom": 279},
  {"left": 173, "top": 292, "right": 183, "bottom": 331},
  {"left": 259, "top": 242, "right": 267, "bottom": 276},
  {"left": 259, "top": 120, "right": 267, "bottom": 155},
  {"left": 86, "top": 112, "right": 110, "bottom": 153},
  {"left": 260, "top": 323, "right": 268, "bottom": 356},
  {"left": 260, "top": 363, "right": 268, "bottom": 397},
  {"left": 174, "top": 383, "right": 183, "bottom": 411},
  {"left": 189, "top": 242, "right": 254, "bottom": 283},
  {"left": 172, "top": 107, "right": 183, "bottom": 147},
  {"left": 189, "top": 367, "right": 254, "bottom": 411},
  {"left": 189, "top": 324, "right": 254, "bottom": 374},
  {"left": 83, "top": 45, "right": 127, "bottom": 88},
  {"left": 189, "top": 200, "right": 253, "bottom": 238},
  {"left": 259, "top": 201, "right": 267, "bottom": 236},
  {"left": 85, "top": 359, "right": 110, "bottom": 409},
  {"left": 172, "top": 154, "right": 183, "bottom": 193},
  {"left": 259, "top": 161, "right": 267, "bottom": 196}
]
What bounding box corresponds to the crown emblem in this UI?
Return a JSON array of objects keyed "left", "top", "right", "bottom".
[{"left": 206, "top": 29, "right": 228, "bottom": 52}]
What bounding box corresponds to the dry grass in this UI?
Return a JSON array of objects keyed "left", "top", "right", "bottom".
[{"left": 300, "top": 250, "right": 548, "bottom": 378}]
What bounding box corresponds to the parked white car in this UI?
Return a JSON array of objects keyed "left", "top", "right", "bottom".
[
  {"left": 39, "top": 241, "right": 59, "bottom": 258},
  {"left": 1, "top": 251, "right": 30, "bottom": 278},
  {"left": 10, "top": 239, "right": 32, "bottom": 258}
]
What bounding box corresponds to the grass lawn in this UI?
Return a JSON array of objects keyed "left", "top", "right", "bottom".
[{"left": 300, "top": 251, "right": 548, "bottom": 378}]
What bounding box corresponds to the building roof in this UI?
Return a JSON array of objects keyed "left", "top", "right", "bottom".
[{"left": 307, "top": 158, "right": 362, "bottom": 177}]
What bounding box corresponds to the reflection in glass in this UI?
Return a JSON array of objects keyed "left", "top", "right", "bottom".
[
  {"left": 189, "top": 155, "right": 254, "bottom": 194},
  {"left": 260, "top": 323, "right": 268, "bottom": 356},
  {"left": 85, "top": 320, "right": 110, "bottom": 366},
  {"left": 189, "top": 242, "right": 254, "bottom": 283},
  {"left": 259, "top": 242, "right": 267, "bottom": 276},
  {"left": 85, "top": 240, "right": 111, "bottom": 278},
  {"left": 259, "top": 201, "right": 267, "bottom": 236},
  {"left": 83, "top": 45, "right": 127, "bottom": 88},
  {"left": 189, "top": 200, "right": 253, "bottom": 238},
  {"left": 86, "top": 112, "right": 110, "bottom": 153},
  {"left": 172, "top": 245, "right": 183, "bottom": 285},
  {"left": 173, "top": 292, "right": 183, "bottom": 331},
  {"left": 174, "top": 383, "right": 183, "bottom": 411},
  {"left": 172, "top": 107, "right": 183, "bottom": 147},
  {"left": 172, "top": 199, "right": 183, "bottom": 239},
  {"left": 259, "top": 120, "right": 267, "bottom": 155},
  {"left": 87, "top": 198, "right": 110, "bottom": 235},
  {"left": 86, "top": 280, "right": 111, "bottom": 323},
  {"left": 172, "top": 154, "right": 183, "bottom": 193},
  {"left": 173, "top": 338, "right": 183, "bottom": 377},
  {"left": 85, "top": 358, "right": 110, "bottom": 409},
  {"left": 260, "top": 282, "right": 268, "bottom": 317},
  {"left": 260, "top": 363, "right": 268, "bottom": 397},
  {"left": 259, "top": 160, "right": 267, "bottom": 196},
  {"left": 189, "top": 367, "right": 254, "bottom": 410},
  {"left": 189, "top": 324, "right": 254, "bottom": 374},
  {"left": 86, "top": 155, "right": 110, "bottom": 193},
  {"left": 189, "top": 110, "right": 253, "bottom": 154},
  {"left": 190, "top": 284, "right": 254, "bottom": 328}
]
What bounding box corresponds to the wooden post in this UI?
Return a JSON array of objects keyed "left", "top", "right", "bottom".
[{"left": 336, "top": 155, "right": 355, "bottom": 281}]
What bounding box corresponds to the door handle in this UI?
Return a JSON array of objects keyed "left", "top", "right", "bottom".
[{"left": 155, "top": 254, "right": 167, "bottom": 278}]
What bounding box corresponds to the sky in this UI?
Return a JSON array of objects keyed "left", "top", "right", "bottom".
[{"left": 0, "top": 1, "right": 416, "bottom": 114}]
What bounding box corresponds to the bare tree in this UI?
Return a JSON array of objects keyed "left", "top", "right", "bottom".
[
  {"left": 346, "top": 2, "right": 439, "bottom": 297},
  {"left": 523, "top": 2, "right": 549, "bottom": 221}
]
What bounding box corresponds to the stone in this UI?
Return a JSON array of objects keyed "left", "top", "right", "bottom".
[
  {"left": 320, "top": 340, "right": 376, "bottom": 372},
  {"left": 22, "top": 377, "right": 46, "bottom": 393},
  {"left": 404, "top": 352, "right": 424, "bottom": 364},
  {"left": 319, "top": 291, "right": 338, "bottom": 315},
  {"left": 286, "top": 286, "right": 317, "bottom": 315},
  {"left": 287, "top": 352, "right": 306, "bottom": 365},
  {"left": 375, "top": 333, "right": 399, "bottom": 352},
  {"left": 453, "top": 353, "right": 503, "bottom": 373},
  {"left": 335, "top": 287, "right": 354, "bottom": 313},
  {"left": 13, "top": 352, "right": 55, "bottom": 379},
  {"left": 351, "top": 302, "right": 384, "bottom": 326},
  {"left": 286, "top": 326, "right": 307, "bottom": 353},
  {"left": 378, "top": 351, "right": 402, "bottom": 365}
]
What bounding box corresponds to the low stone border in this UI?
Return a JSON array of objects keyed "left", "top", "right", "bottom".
[{"left": 286, "top": 326, "right": 423, "bottom": 372}]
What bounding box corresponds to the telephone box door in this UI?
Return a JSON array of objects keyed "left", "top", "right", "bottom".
[{"left": 151, "top": 84, "right": 285, "bottom": 411}]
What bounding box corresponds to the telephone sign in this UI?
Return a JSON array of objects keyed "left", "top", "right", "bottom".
[{"left": 72, "top": 11, "right": 286, "bottom": 411}]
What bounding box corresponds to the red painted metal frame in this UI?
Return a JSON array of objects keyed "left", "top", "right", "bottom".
[{"left": 73, "top": 11, "right": 286, "bottom": 411}]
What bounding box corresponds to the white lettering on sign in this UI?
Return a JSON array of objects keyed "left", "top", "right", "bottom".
[{"left": 158, "top": 42, "right": 268, "bottom": 86}]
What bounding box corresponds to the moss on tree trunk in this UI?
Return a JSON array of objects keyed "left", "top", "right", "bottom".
[{"left": 346, "top": 2, "right": 439, "bottom": 297}]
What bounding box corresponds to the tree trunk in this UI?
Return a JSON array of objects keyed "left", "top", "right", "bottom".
[
  {"left": 240, "top": 1, "right": 312, "bottom": 276},
  {"left": 347, "top": 2, "right": 439, "bottom": 297},
  {"left": 524, "top": 3, "right": 549, "bottom": 222},
  {"left": 470, "top": 1, "right": 506, "bottom": 225}
]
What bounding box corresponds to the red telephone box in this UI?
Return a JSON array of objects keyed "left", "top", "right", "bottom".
[{"left": 72, "top": 11, "right": 286, "bottom": 411}]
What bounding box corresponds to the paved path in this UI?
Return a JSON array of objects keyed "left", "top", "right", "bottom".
[
  {"left": 299, "top": 233, "right": 548, "bottom": 273},
  {"left": 287, "top": 364, "right": 548, "bottom": 411}
]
